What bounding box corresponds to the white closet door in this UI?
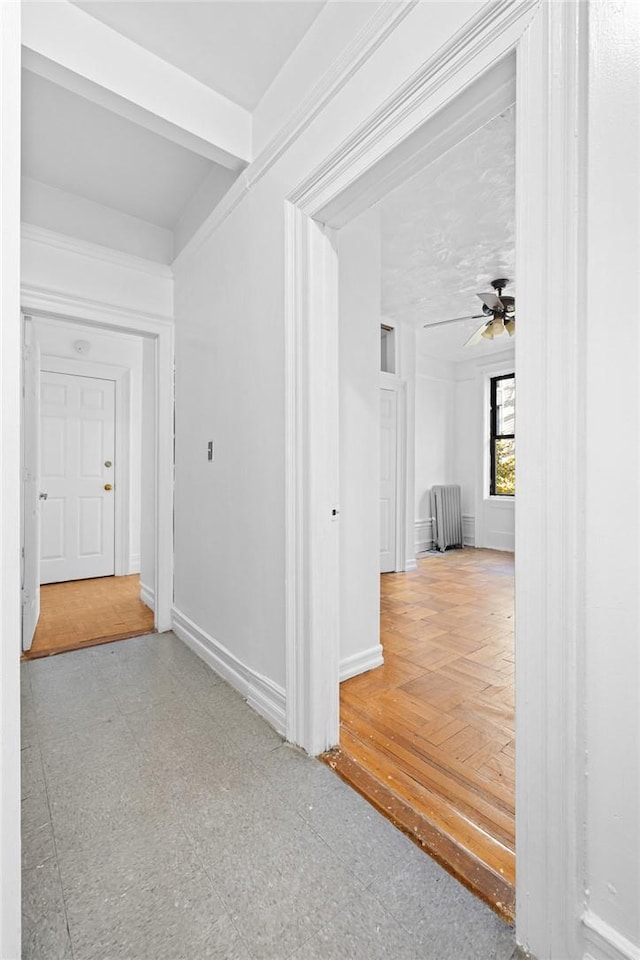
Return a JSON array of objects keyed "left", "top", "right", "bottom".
[
  {"left": 380, "top": 388, "right": 398, "bottom": 573},
  {"left": 40, "top": 371, "right": 116, "bottom": 583}
]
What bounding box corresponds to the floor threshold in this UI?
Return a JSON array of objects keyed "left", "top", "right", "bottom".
[{"left": 322, "top": 744, "right": 515, "bottom": 923}]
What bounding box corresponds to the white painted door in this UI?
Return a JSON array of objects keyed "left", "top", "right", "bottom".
[
  {"left": 380, "top": 388, "right": 398, "bottom": 573},
  {"left": 22, "top": 319, "right": 41, "bottom": 650},
  {"left": 40, "top": 371, "right": 116, "bottom": 583}
]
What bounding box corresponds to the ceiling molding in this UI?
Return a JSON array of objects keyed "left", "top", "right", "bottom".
[
  {"left": 21, "top": 223, "right": 174, "bottom": 281},
  {"left": 21, "top": 1, "right": 251, "bottom": 170},
  {"left": 290, "top": 0, "right": 536, "bottom": 215},
  {"left": 172, "top": 0, "right": 420, "bottom": 269},
  {"left": 21, "top": 283, "right": 175, "bottom": 329}
]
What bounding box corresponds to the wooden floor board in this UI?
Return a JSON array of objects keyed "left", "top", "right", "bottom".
[
  {"left": 24, "top": 574, "right": 154, "bottom": 659},
  {"left": 333, "top": 547, "right": 515, "bottom": 920}
]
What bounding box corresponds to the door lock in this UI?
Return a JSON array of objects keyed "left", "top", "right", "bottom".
[
  {"left": 104, "top": 460, "right": 112, "bottom": 468},
  {"left": 104, "top": 484, "right": 113, "bottom": 491}
]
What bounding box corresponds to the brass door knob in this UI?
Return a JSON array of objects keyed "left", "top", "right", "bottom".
[{"left": 104, "top": 483, "right": 113, "bottom": 491}]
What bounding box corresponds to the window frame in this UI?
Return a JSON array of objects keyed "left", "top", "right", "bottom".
[{"left": 489, "top": 372, "right": 515, "bottom": 497}]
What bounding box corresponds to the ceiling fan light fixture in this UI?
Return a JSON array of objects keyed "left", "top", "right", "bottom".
[
  {"left": 505, "top": 318, "right": 516, "bottom": 336},
  {"left": 481, "top": 323, "right": 495, "bottom": 340}
]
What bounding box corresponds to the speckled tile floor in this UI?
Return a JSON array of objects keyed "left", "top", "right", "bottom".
[{"left": 21, "top": 632, "right": 518, "bottom": 960}]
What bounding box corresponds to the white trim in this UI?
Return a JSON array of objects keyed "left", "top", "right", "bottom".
[
  {"left": 0, "top": 6, "right": 22, "bottom": 957},
  {"left": 339, "top": 645, "right": 384, "bottom": 683},
  {"left": 284, "top": 205, "right": 340, "bottom": 755},
  {"left": 128, "top": 553, "right": 140, "bottom": 575},
  {"left": 415, "top": 515, "right": 475, "bottom": 553},
  {"left": 139, "top": 581, "right": 154, "bottom": 611},
  {"left": 171, "top": 606, "right": 286, "bottom": 737},
  {"left": 38, "top": 353, "right": 132, "bottom": 579},
  {"left": 22, "top": 223, "right": 173, "bottom": 279},
  {"left": 462, "top": 514, "right": 475, "bottom": 548},
  {"left": 284, "top": 2, "right": 590, "bottom": 958},
  {"left": 173, "top": 1, "right": 419, "bottom": 270},
  {"left": 285, "top": 0, "right": 539, "bottom": 755},
  {"left": 415, "top": 517, "right": 433, "bottom": 554},
  {"left": 582, "top": 911, "right": 640, "bottom": 960},
  {"left": 380, "top": 379, "right": 408, "bottom": 574},
  {"left": 514, "top": 3, "right": 587, "bottom": 957},
  {"left": 21, "top": 283, "right": 174, "bottom": 329},
  {"left": 21, "top": 287, "right": 174, "bottom": 633}
]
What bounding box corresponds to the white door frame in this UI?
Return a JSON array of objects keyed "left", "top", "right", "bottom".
[
  {"left": 284, "top": 3, "right": 587, "bottom": 958},
  {"left": 37, "top": 355, "right": 133, "bottom": 579},
  {"left": 21, "top": 292, "right": 174, "bottom": 633},
  {"left": 380, "top": 374, "right": 407, "bottom": 574}
]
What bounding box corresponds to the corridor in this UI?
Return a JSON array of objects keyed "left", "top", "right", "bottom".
[{"left": 22, "top": 633, "right": 516, "bottom": 959}]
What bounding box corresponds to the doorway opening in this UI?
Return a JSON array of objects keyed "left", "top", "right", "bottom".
[
  {"left": 289, "top": 53, "right": 518, "bottom": 919},
  {"left": 21, "top": 308, "right": 173, "bottom": 659}
]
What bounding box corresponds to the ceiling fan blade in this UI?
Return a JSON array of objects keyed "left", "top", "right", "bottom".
[
  {"left": 464, "top": 320, "right": 490, "bottom": 347},
  {"left": 423, "top": 313, "right": 485, "bottom": 329},
  {"left": 477, "top": 292, "right": 504, "bottom": 312}
]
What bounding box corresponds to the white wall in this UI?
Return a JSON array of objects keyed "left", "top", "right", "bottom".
[
  {"left": 413, "top": 347, "right": 515, "bottom": 553},
  {"left": 414, "top": 353, "right": 456, "bottom": 550},
  {"left": 167, "top": 4, "right": 640, "bottom": 959},
  {"left": 173, "top": 172, "right": 287, "bottom": 686},
  {"left": 22, "top": 177, "right": 173, "bottom": 264},
  {"left": 337, "top": 206, "right": 382, "bottom": 673},
  {"left": 171, "top": 2, "right": 485, "bottom": 698},
  {"left": 22, "top": 224, "right": 173, "bottom": 320},
  {"left": 32, "top": 317, "right": 144, "bottom": 572},
  {"left": 582, "top": 1, "right": 640, "bottom": 952},
  {"left": 454, "top": 349, "right": 515, "bottom": 552},
  {"left": 0, "top": 7, "right": 22, "bottom": 958}
]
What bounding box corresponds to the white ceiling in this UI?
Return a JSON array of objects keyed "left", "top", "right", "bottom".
[
  {"left": 380, "top": 105, "right": 515, "bottom": 363},
  {"left": 21, "top": 70, "right": 234, "bottom": 229},
  {"left": 71, "top": 1, "right": 326, "bottom": 110}
]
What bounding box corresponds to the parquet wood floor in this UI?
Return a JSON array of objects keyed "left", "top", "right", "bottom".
[
  {"left": 24, "top": 574, "right": 155, "bottom": 660},
  {"left": 327, "top": 548, "right": 515, "bottom": 919}
]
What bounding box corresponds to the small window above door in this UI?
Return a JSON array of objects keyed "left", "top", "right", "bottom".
[{"left": 381, "top": 324, "right": 396, "bottom": 374}]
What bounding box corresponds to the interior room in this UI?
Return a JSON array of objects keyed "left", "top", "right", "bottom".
[
  {"left": 2, "top": 4, "right": 638, "bottom": 960},
  {"left": 333, "top": 91, "right": 516, "bottom": 914},
  {"left": 22, "top": 315, "right": 157, "bottom": 659}
]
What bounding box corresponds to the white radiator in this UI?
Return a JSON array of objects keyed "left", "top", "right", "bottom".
[{"left": 431, "top": 484, "right": 463, "bottom": 552}]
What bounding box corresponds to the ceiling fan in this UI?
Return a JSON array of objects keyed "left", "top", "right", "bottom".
[{"left": 423, "top": 278, "right": 516, "bottom": 346}]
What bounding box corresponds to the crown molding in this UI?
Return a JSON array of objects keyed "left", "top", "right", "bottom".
[
  {"left": 172, "top": 0, "right": 419, "bottom": 270},
  {"left": 290, "top": 0, "right": 539, "bottom": 214},
  {"left": 21, "top": 222, "right": 173, "bottom": 279},
  {"left": 21, "top": 283, "right": 174, "bottom": 330}
]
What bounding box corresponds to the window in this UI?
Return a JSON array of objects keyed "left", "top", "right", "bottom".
[
  {"left": 380, "top": 324, "right": 395, "bottom": 374},
  {"left": 490, "top": 373, "right": 515, "bottom": 496}
]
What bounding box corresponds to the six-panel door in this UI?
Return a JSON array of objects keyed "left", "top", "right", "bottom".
[{"left": 39, "top": 371, "right": 116, "bottom": 584}]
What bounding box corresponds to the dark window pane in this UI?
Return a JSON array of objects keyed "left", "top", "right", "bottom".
[
  {"left": 496, "top": 376, "right": 515, "bottom": 435},
  {"left": 495, "top": 438, "right": 515, "bottom": 495}
]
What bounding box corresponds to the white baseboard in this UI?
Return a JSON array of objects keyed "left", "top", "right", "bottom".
[
  {"left": 139, "top": 582, "right": 154, "bottom": 611},
  {"left": 405, "top": 559, "right": 417, "bottom": 571},
  {"left": 463, "top": 514, "right": 476, "bottom": 547},
  {"left": 129, "top": 553, "right": 141, "bottom": 575},
  {"left": 339, "top": 644, "right": 384, "bottom": 682},
  {"left": 415, "top": 515, "right": 475, "bottom": 552},
  {"left": 484, "top": 530, "right": 514, "bottom": 552},
  {"left": 171, "top": 606, "right": 286, "bottom": 736},
  {"left": 582, "top": 910, "right": 640, "bottom": 960},
  {"left": 415, "top": 517, "right": 434, "bottom": 554}
]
